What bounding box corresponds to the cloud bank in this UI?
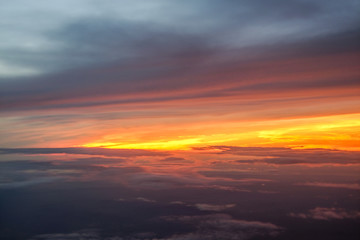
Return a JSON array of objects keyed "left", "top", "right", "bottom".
[
  {"left": 290, "top": 207, "right": 360, "bottom": 220},
  {"left": 0, "top": 147, "right": 168, "bottom": 157}
]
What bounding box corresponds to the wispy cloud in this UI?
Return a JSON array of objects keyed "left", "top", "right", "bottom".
[
  {"left": 29, "top": 214, "right": 282, "bottom": 240},
  {"left": 194, "top": 203, "right": 236, "bottom": 211},
  {"left": 196, "top": 146, "right": 360, "bottom": 165},
  {"left": 135, "top": 197, "right": 156, "bottom": 203},
  {"left": 290, "top": 207, "right": 360, "bottom": 220},
  {"left": 163, "top": 214, "right": 282, "bottom": 240},
  {"left": 298, "top": 182, "right": 360, "bottom": 190},
  {"left": 29, "top": 229, "right": 101, "bottom": 240},
  {"left": 29, "top": 214, "right": 281, "bottom": 240},
  {"left": 0, "top": 147, "right": 169, "bottom": 157},
  {"left": 0, "top": 176, "right": 63, "bottom": 189},
  {"left": 170, "top": 201, "right": 236, "bottom": 212}
]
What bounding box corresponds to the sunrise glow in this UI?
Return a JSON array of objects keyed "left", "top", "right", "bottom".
[
  {"left": 79, "top": 113, "right": 360, "bottom": 151},
  {"left": 1, "top": 1, "right": 360, "bottom": 239}
]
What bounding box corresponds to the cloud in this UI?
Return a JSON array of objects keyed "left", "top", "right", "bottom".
[
  {"left": 0, "top": 176, "right": 63, "bottom": 189},
  {"left": 2, "top": 32, "right": 359, "bottom": 113},
  {"left": 170, "top": 201, "right": 236, "bottom": 212},
  {"left": 1, "top": 2, "right": 359, "bottom": 150},
  {"left": 124, "top": 172, "right": 205, "bottom": 189},
  {"left": 135, "top": 197, "right": 156, "bottom": 203},
  {"left": 163, "top": 214, "right": 282, "bottom": 240},
  {"left": 170, "top": 201, "right": 187, "bottom": 205},
  {"left": 196, "top": 146, "right": 360, "bottom": 165},
  {"left": 0, "top": 155, "right": 201, "bottom": 191},
  {"left": 197, "top": 185, "right": 252, "bottom": 192},
  {"left": 0, "top": 158, "right": 149, "bottom": 190},
  {"left": 289, "top": 207, "right": 360, "bottom": 220},
  {"left": 29, "top": 229, "right": 102, "bottom": 240},
  {"left": 66, "top": 157, "right": 127, "bottom": 166},
  {"left": 30, "top": 229, "right": 155, "bottom": 240},
  {"left": 0, "top": 147, "right": 169, "bottom": 157},
  {"left": 198, "top": 170, "right": 274, "bottom": 181},
  {"left": 1, "top": 0, "right": 359, "bottom": 113},
  {"left": 159, "top": 157, "right": 194, "bottom": 164},
  {"left": 194, "top": 203, "right": 236, "bottom": 211},
  {"left": 29, "top": 214, "right": 282, "bottom": 240},
  {"left": 298, "top": 182, "right": 360, "bottom": 190},
  {"left": 0, "top": 159, "right": 105, "bottom": 188}
]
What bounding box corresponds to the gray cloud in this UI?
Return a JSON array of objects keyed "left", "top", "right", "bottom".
[
  {"left": 0, "top": 176, "right": 63, "bottom": 189},
  {"left": 0, "top": 159, "right": 105, "bottom": 188},
  {"left": 135, "top": 197, "right": 156, "bottom": 203},
  {"left": 194, "top": 203, "right": 236, "bottom": 212},
  {"left": 29, "top": 214, "right": 282, "bottom": 240},
  {"left": 0, "top": 147, "right": 169, "bottom": 157},
  {"left": 289, "top": 207, "right": 360, "bottom": 220},
  {"left": 298, "top": 182, "right": 360, "bottom": 190},
  {"left": 66, "top": 157, "right": 127, "bottom": 166},
  {"left": 29, "top": 229, "right": 102, "bottom": 240},
  {"left": 159, "top": 157, "right": 194, "bottom": 164},
  {"left": 170, "top": 201, "right": 236, "bottom": 212},
  {"left": 1, "top": 28, "right": 359, "bottom": 112},
  {"left": 196, "top": 146, "right": 360, "bottom": 165},
  {"left": 1, "top": 0, "right": 359, "bottom": 112},
  {"left": 0, "top": 156, "right": 148, "bottom": 190},
  {"left": 163, "top": 214, "right": 282, "bottom": 240},
  {"left": 124, "top": 172, "right": 205, "bottom": 189}
]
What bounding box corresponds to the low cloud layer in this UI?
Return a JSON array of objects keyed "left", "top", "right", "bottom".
[
  {"left": 0, "top": 147, "right": 169, "bottom": 157},
  {"left": 30, "top": 229, "right": 101, "bottom": 240},
  {"left": 163, "top": 214, "right": 282, "bottom": 240},
  {"left": 29, "top": 214, "right": 282, "bottom": 240},
  {"left": 196, "top": 146, "right": 360, "bottom": 165}
]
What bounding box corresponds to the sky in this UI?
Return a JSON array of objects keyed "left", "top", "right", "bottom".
[
  {"left": 0, "top": 0, "right": 359, "bottom": 150},
  {"left": 0, "top": 1, "right": 360, "bottom": 239}
]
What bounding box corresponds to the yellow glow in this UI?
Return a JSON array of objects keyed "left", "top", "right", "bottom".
[
  {"left": 83, "top": 138, "right": 203, "bottom": 150},
  {"left": 81, "top": 113, "right": 360, "bottom": 151},
  {"left": 257, "top": 114, "right": 360, "bottom": 149}
]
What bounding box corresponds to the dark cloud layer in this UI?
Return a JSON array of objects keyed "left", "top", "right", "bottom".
[
  {"left": 1, "top": 29, "right": 359, "bottom": 111},
  {"left": 0, "top": 0, "right": 359, "bottom": 112},
  {"left": 162, "top": 214, "right": 282, "bottom": 240},
  {"left": 28, "top": 213, "right": 282, "bottom": 240},
  {"left": 195, "top": 146, "right": 360, "bottom": 165},
  {"left": 1, "top": 148, "right": 359, "bottom": 239},
  {"left": 0, "top": 147, "right": 168, "bottom": 157}
]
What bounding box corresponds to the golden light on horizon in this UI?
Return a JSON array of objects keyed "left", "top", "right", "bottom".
[{"left": 81, "top": 113, "right": 360, "bottom": 151}]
